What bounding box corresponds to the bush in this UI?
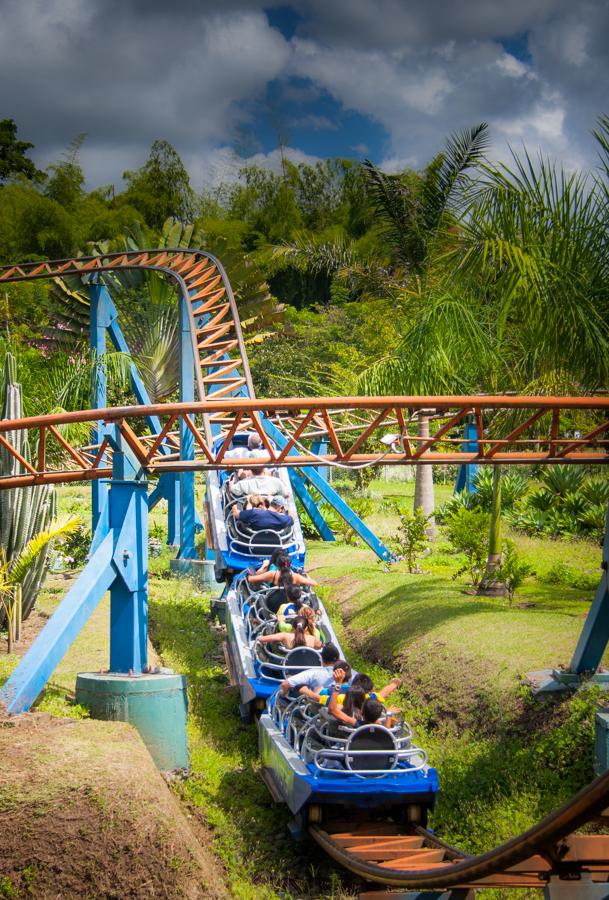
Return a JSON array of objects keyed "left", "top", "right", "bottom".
[
  {"left": 472, "top": 468, "right": 529, "bottom": 510},
  {"left": 388, "top": 502, "right": 431, "bottom": 573},
  {"left": 496, "top": 540, "right": 533, "bottom": 605},
  {"left": 56, "top": 525, "right": 91, "bottom": 569},
  {"left": 436, "top": 490, "right": 478, "bottom": 524},
  {"left": 509, "top": 467, "right": 609, "bottom": 543},
  {"left": 539, "top": 561, "right": 599, "bottom": 591},
  {"left": 445, "top": 507, "right": 491, "bottom": 586}
]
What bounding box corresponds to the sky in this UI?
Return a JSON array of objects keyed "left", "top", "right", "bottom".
[{"left": 2, "top": 0, "right": 608, "bottom": 190}]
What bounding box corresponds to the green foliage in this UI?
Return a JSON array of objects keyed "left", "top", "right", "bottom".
[
  {"left": 388, "top": 502, "right": 431, "bottom": 573},
  {"left": 471, "top": 468, "right": 529, "bottom": 510},
  {"left": 44, "top": 135, "right": 86, "bottom": 209},
  {"left": 445, "top": 506, "right": 491, "bottom": 585},
  {"left": 496, "top": 540, "right": 533, "bottom": 605},
  {"left": 436, "top": 489, "right": 478, "bottom": 523},
  {"left": 0, "top": 119, "right": 43, "bottom": 185},
  {"left": 55, "top": 524, "right": 91, "bottom": 569},
  {"left": 121, "top": 140, "right": 194, "bottom": 229},
  {"left": 539, "top": 560, "right": 599, "bottom": 591},
  {"left": 508, "top": 467, "right": 609, "bottom": 543}
]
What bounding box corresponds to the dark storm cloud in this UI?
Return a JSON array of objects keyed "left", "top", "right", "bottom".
[{"left": 0, "top": 0, "right": 607, "bottom": 187}]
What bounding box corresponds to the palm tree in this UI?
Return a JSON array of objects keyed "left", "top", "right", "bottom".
[{"left": 358, "top": 124, "right": 492, "bottom": 533}]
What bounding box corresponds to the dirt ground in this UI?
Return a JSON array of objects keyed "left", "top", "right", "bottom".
[{"left": 0, "top": 713, "right": 228, "bottom": 899}]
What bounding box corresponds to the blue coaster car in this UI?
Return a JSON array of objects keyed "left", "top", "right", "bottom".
[
  {"left": 259, "top": 693, "right": 439, "bottom": 828},
  {"left": 206, "top": 431, "right": 306, "bottom": 582},
  {"left": 225, "top": 572, "right": 345, "bottom": 719}
]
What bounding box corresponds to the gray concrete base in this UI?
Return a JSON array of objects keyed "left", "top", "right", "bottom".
[
  {"left": 526, "top": 668, "right": 609, "bottom": 695},
  {"left": 170, "top": 558, "right": 220, "bottom": 589}
]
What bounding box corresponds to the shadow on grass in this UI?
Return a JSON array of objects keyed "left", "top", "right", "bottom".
[{"left": 345, "top": 576, "right": 502, "bottom": 657}]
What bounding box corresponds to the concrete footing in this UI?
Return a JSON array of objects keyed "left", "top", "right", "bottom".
[
  {"left": 75, "top": 672, "right": 189, "bottom": 771},
  {"left": 526, "top": 668, "right": 609, "bottom": 695},
  {"left": 170, "top": 558, "right": 219, "bottom": 589}
]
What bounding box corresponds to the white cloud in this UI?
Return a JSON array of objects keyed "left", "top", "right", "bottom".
[
  {"left": 185, "top": 145, "right": 323, "bottom": 190},
  {"left": 0, "top": 0, "right": 607, "bottom": 191},
  {"left": 496, "top": 53, "right": 535, "bottom": 80}
]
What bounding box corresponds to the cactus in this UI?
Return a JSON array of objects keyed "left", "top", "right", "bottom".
[{"left": 0, "top": 353, "right": 57, "bottom": 626}]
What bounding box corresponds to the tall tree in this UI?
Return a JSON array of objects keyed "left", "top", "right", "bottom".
[
  {"left": 0, "top": 119, "right": 44, "bottom": 185},
  {"left": 360, "top": 124, "right": 491, "bottom": 533},
  {"left": 45, "top": 134, "right": 86, "bottom": 209},
  {"left": 121, "top": 140, "right": 194, "bottom": 229}
]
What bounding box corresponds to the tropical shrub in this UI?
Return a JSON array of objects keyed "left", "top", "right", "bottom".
[
  {"left": 496, "top": 541, "right": 533, "bottom": 606},
  {"left": 388, "top": 502, "right": 431, "bottom": 573},
  {"left": 56, "top": 525, "right": 91, "bottom": 569},
  {"left": 436, "top": 489, "right": 478, "bottom": 524},
  {"left": 508, "top": 467, "right": 609, "bottom": 543},
  {"left": 445, "top": 507, "right": 491, "bottom": 586},
  {"left": 472, "top": 468, "right": 529, "bottom": 510},
  {"left": 539, "top": 561, "right": 599, "bottom": 591}
]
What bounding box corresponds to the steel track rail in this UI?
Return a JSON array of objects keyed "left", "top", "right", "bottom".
[
  {"left": 0, "top": 396, "right": 606, "bottom": 490},
  {"left": 309, "top": 764, "right": 609, "bottom": 889}
]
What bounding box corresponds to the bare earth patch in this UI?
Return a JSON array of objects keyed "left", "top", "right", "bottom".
[{"left": 0, "top": 713, "right": 227, "bottom": 899}]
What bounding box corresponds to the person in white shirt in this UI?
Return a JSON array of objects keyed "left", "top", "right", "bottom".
[
  {"left": 223, "top": 433, "right": 269, "bottom": 461},
  {"left": 229, "top": 469, "right": 288, "bottom": 500},
  {"left": 280, "top": 643, "right": 340, "bottom": 700}
]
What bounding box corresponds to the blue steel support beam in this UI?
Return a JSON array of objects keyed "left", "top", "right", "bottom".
[
  {"left": 89, "top": 283, "right": 110, "bottom": 533},
  {"left": 102, "top": 286, "right": 186, "bottom": 541},
  {"left": 106, "top": 427, "right": 148, "bottom": 673},
  {"left": 178, "top": 289, "right": 196, "bottom": 559},
  {"left": 311, "top": 439, "right": 329, "bottom": 482},
  {"left": 455, "top": 418, "right": 479, "bottom": 494},
  {"left": 89, "top": 283, "right": 185, "bottom": 542},
  {"left": 570, "top": 503, "right": 609, "bottom": 674},
  {"left": 288, "top": 468, "right": 335, "bottom": 542},
  {"left": 148, "top": 475, "right": 183, "bottom": 546},
  {"left": 0, "top": 532, "right": 115, "bottom": 714},
  {"left": 262, "top": 417, "right": 392, "bottom": 562}
]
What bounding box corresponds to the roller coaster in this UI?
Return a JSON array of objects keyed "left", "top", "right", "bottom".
[{"left": 2, "top": 249, "right": 609, "bottom": 896}]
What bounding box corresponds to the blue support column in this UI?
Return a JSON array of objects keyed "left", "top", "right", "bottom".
[
  {"left": 311, "top": 438, "right": 329, "bottom": 481},
  {"left": 262, "top": 417, "right": 392, "bottom": 562},
  {"left": 288, "top": 468, "right": 335, "bottom": 542},
  {"left": 107, "top": 429, "right": 148, "bottom": 673},
  {"left": 89, "top": 283, "right": 111, "bottom": 533},
  {"left": 177, "top": 289, "right": 197, "bottom": 560},
  {"left": 455, "top": 416, "right": 479, "bottom": 493},
  {"left": 570, "top": 503, "right": 609, "bottom": 674},
  {"left": 89, "top": 284, "right": 201, "bottom": 547}
]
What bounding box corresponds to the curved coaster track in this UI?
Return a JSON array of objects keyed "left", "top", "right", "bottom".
[{"left": 1, "top": 250, "right": 609, "bottom": 896}]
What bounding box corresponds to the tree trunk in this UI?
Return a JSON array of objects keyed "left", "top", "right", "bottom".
[
  {"left": 413, "top": 413, "right": 435, "bottom": 540},
  {"left": 477, "top": 465, "right": 507, "bottom": 597}
]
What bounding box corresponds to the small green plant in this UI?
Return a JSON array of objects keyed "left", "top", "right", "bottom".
[
  {"left": 56, "top": 524, "right": 91, "bottom": 569},
  {"left": 445, "top": 506, "right": 491, "bottom": 586},
  {"left": 389, "top": 503, "right": 430, "bottom": 573},
  {"left": 540, "top": 561, "right": 599, "bottom": 591},
  {"left": 496, "top": 540, "right": 533, "bottom": 606},
  {"left": 0, "top": 877, "right": 15, "bottom": 898}
]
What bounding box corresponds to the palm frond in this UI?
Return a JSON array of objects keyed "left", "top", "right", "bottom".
[{"left": 9, "top": 515, "right": 81, "bottom": 585}]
